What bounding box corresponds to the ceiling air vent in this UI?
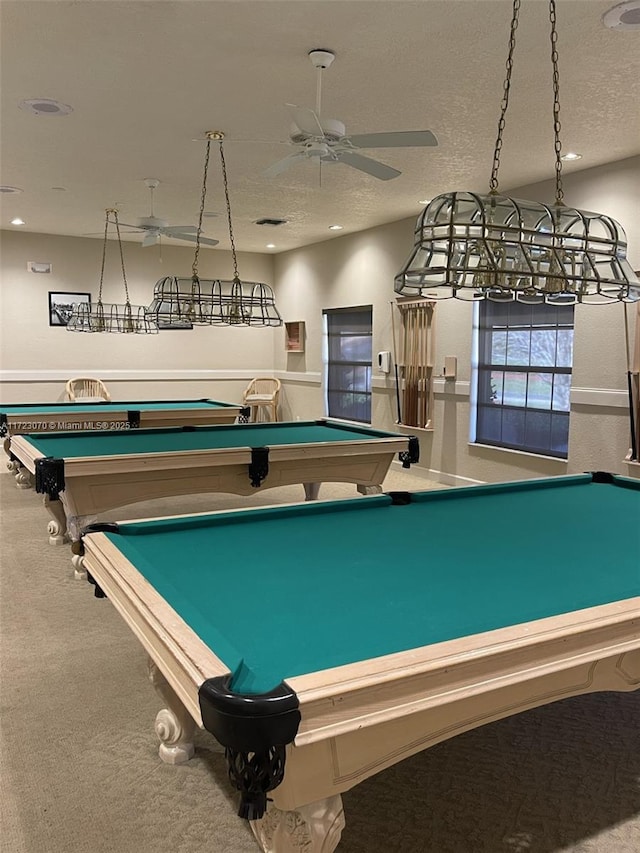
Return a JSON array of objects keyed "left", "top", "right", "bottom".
[{"left": 254, "top": 218, "right": 288, "bottom": 227}]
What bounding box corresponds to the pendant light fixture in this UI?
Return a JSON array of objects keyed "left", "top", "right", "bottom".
[
  {"left": 146, "top": 132, "right": 282, "bottom": 327},
  {"left": 67, "top": 209, "right": 158, "bottom": 333},
  {"left": 395, "top": 0, "right": 639, "bottom": 305}
]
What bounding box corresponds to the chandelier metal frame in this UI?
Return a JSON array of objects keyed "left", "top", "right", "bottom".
[
  {"left": 146, "top": 132, "right": 282, "bottom": 328},
  {"left": 67, "top": 208, "right": 158, "bottom": 333},
  {"left": 395, "top": 0, "right": 639, "bottom": 305}
]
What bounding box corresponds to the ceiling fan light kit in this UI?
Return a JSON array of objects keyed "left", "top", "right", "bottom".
[
  {"left": 395, "top": 0, "right": 639, "bottom": 305},
  {"left": 264, "top": 49, "right": 437, "bottom": 181},
  {"left": 145, "top": 132, "right": 282, "bottom": 328},
  {"left": 67, "top": 209, "right": 158, "bottom": 333}
]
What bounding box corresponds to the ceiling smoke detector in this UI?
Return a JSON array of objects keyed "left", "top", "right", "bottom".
[{"left": 603, "top": 1, "right": 640, "bottom": 29}]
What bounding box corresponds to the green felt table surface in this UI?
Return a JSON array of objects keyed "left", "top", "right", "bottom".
[
  {"left": 100, "top": 474, "right": 640, "bottom": 695},
  {"left": 23, "top": 421, "right": 402, "bottom": 459},
  {"left": 1, "top": 399, "right": 238, "bottom": 415}
]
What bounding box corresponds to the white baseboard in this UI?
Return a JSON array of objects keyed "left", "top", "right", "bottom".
[{"left": 389, "top": 459, "right": 485, "bottom": 487}]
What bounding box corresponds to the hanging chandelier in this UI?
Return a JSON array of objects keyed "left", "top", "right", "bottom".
[
  {"left": 146, "top": 132, "right": 282, "bottom": 327},
  {"left": 395, "top": 0, "right": 640, "bottom": 305},
  {"left": 67, "top": 209, "right": 158, "bottom": 333}
]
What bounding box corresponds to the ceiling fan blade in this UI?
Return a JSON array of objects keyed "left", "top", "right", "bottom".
[
  {"left": 336, "top": 151, "right": 401, "bottom": 181},
  {"left": 162, "top": 225, "right": 198, "bottom": 236},
  {"left": 286, "top": 104, "right": 324, "bottom": 137},
  {"left": 264, "top": 151, "right": 306, "bottom": 178},
  {"left": 141, "top": 232, "right": 159, "bottom": 248},
  {"left": 162, "top": 232, "right": 219, "bottom": 247},
  {"left": 117, "top": 222, "right": 145, "bottom": 230},
  {"left": 347, "top": 130, "right": 438, "bottom": 149}
]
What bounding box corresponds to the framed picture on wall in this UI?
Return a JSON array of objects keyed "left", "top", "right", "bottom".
[{"left": 48, "top": 292, "right": 91, "bottom": 327}]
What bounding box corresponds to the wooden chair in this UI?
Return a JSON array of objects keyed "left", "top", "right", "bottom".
[
  {"left": 242, "top": 377, "right": 281, "bottom": 422},
  {"left": 65, "top": 377, "right": 111, "bottom": 403}
]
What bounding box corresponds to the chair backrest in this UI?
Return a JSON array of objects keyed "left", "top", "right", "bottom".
[
  {"left": 243, "top": 377, "right": 281, "bottom": 401},
  {"left": 65, "top": 377, "right": 111, "bottom": 402}
]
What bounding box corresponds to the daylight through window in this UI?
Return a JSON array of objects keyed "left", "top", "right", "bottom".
[
  {"left": 323, "top": 307, "right": 373, "bottom": 423},
  {"left": 473, "top": 301, "right": 575, "bottom": 458}
]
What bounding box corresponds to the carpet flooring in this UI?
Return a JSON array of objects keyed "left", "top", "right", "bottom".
[{"left": 1, "top": 466, "right": 639, "bottom": 852}]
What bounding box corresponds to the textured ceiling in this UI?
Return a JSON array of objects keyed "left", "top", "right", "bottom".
[{"left": 1, "top": 0, "right": 639, "bottom": 253}]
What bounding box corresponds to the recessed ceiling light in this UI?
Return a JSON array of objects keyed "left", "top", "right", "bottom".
[
  {"left": 603, "top": 1, "right": 640, "bottom": 29},
  {"left": 561, "top": 152, "right": 582, "bottom": 161},
  {"left": 328, "top": 224, "right": 343, "bottom": 231},
  {"left": 51, "top": 186, "right": 67, "bottom": 192},
  {"left": 0, "top": 185, "right": 23, "bottom": 194},
  {"left": 19, "top": 98, "right": 73, "bottom": 116},
  {"left": 203, "top": 211, "right": 218, "bottom": 218},
  {"left": 266, "top": 243, "right": 276, "bottom": 249},
  {"left": 11, "top": 218, "right": 25, "bottom": 225}
]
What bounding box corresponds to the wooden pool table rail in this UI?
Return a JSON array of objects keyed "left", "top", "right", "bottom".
[
  {"left": 81, "top": 528, "right": 640, "bottom": 853},
  {"left": 0, "top": 400, "right": 245, "bottom": 438},
  {"left": 8, "top": 431, "right": 414, "bottom": 549}
]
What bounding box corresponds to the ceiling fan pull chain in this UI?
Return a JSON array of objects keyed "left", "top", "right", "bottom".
[{"left": 316, "top": 64, "right": 323, "bottom": 116}]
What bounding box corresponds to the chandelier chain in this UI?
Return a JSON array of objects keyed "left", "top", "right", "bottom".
[
  {"left": 112, "top": 210, "right": 131, "bottom": 303},
  {"left": 192, "top": 138, "right": 212, "bottom": 279},
  {"left": 98, "top": 209, "right": 130, "bottom": 302},
  {"left": 549, "top": 0, "right": 564, "bottom": 205},
  {"left": 489, "top": 0, "right": 520, "bottom": 194},
  {"left": 218, "top": 141, "right": 240, "bottom": 282},
  {"left": 97, "top": 211, "right": 110, "bottom": 302}
]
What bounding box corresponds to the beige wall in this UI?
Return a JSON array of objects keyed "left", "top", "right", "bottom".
[
  {"left": 0, "top": 231, "right": 277, "bottom": 403},
  {"left": 1, "top": 157, "right": 638, "bottom": 483},
  {"left": 273, "top": 156, "right": 640, "bottom": 483}
]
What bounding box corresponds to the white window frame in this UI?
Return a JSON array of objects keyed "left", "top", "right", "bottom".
[
  {"left": 470, "top": 300, "right": 575, "bottom": 459},
  {"left": 322, "top": 306, "right": 373, "bottom": 424}
]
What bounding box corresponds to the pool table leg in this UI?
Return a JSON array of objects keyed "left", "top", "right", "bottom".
[
  {"left": 148, "top": 659, "right": 196, "bottom": 765},
  {"left": 43, "top": 495, "right": 70, "bottom": 546},
  {"left": 250, "top": 794, "right": 345, "bottom": 853},
  {"left": 303, "top": 482, "right": 321, "bottom": 501},
  {"left": 356, "top": 484, "right": 383, "bottom": 496},
  {"left": 15, "top": 465, "right": 33, "bottom": 489}
]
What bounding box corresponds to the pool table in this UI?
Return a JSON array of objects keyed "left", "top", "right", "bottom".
[
  {"left": 8, "top": 420, "right": 419, "bottom": 553},
  {"left": 1, "top": 398, "right": 246, "bottom": 456},
  {"left": 79, "top": 472, "right": 640, "bottom": 853}
]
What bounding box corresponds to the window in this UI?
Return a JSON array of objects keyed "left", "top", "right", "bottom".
[
  {"left": 323, "top": 306, "right": 373, "bottom": 423},
  {"left": 472, "top": 300, "right": 574, "bottom": 458}
]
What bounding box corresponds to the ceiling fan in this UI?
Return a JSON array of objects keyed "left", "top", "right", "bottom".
[
  {"left": 119, "top": 179, "right": 219, "bottom": 248},
  {"left": 264, "top": 49, "right": 438, "bottom": 181}
]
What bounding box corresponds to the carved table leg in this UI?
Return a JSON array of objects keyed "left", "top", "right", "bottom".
[
  {"left": 357, "top": 484, "right": 383, "bottom": 496},
  {"left": 43, "top": 495, "right": 70, "bottom": 545},
  {"left": 251, "top": 795, "right": 345, "bottom": 853},
  {"left": 64, "top": 510, "right": 96, "bottom": 576},
  {"left": 71, "top": 552, "right": 87, "bottom": 580},
  {"left": 303, "top": 482, "right": 321, "bottom": 501},
  {"left": 15, "top": 466, "right": 33, "bottom": 489},
  {"left": 148, "top": 658, "right": 196, "bottom": 765},
  {"left": 4, "top": 439, "right": 19, "bottom": 473}
]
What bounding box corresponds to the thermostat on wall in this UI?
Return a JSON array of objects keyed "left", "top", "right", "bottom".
[
  {"left": 27, "top": 261, "right": 52, "bottom": 274},
  {"left": 378, "top": 351, "right": 391, "bottom": 373}
]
